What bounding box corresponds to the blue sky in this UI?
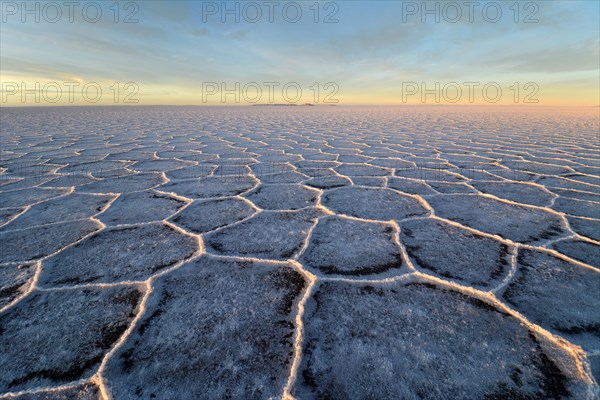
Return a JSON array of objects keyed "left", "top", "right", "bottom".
[{"left": 1, "top": 0, "right": 598, "bottom": 105}]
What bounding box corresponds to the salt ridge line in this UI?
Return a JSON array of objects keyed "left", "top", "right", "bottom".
[
  {"left": 0, "top": 379, "right": 96, "bottom": 399},
  {"left": 0, "top": 108, "right": 598, "bottom": 398},
  {"left": 96, "top": 280, "right": 153, "bottom": 400},
  {"left": 283, "top": 210, "right": 322, "bottom": 400}
]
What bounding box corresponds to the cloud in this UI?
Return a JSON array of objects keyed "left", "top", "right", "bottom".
[
  {"left": 192, "top": 28, "right": 209, "bottom": 37},
  {"left": 225, "top": 30, "right": 247, "bottom": 40},
  {"left": 488, "top": 38, "right": 600, "bottom": 74}
]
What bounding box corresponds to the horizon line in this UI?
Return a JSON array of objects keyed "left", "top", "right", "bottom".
[{"left": 2, "top": 104, "right": 600, "bottom": 109}]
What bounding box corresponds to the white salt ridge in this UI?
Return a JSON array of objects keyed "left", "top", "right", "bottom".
[{"left": 0, "top": 106, "right": 598, "bottom": 399}]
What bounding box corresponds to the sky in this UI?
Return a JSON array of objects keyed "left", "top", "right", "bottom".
[{"left": 1, "top": 0, "right": 599, "bottom": 106}]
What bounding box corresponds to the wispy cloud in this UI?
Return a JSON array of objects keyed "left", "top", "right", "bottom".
[{"left": 1, "top": 0, "right": 598, "bottom": 105}]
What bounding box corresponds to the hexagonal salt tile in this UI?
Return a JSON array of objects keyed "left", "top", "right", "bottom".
[
  {"left": 259, "top": 171, "right": 308, "bottom": 184},
  {"left": 78, "top": 173, "right": 165, "bottom": 194},
  {"left": 1, "top": 193, "right": 113, "bottom": 231},
  {"left": 350, "top": 176, "right": 387, "bottom": 187},
  {"left": 165, "top": 164, "right": 217, "bottom": 180},
  {"left": 0, "top": 285, "right": 143, "bottom": 393},
  {"left": 563, "top": 174, "right": 600, "bottom": 186},
  {"left": 205, "top": 209, "right": 322, "bottom": 260},
  {"left": 471, "top": 181, "right": 555, "bottom": 206},
  {"left": 58, "top": 160, "right": 130, "bottom": 175},
  {"left": 39, "top": 223, "right": 198, "bottom": 286},
  {"left": 427, "top": 181, "right": 477, "bottom": 194},
  {"left": 171, "top": 198, "right": 256, "bottom": 234},
  {"left": 294, "top": 281, "right": 591, "bottom": 399},
  {"left": 537, "top": 176, "right": 598, "bottom": 193},
  {"left": 130, "top": 159, "right": 194, "bottom": 172},
  {"left": 387, "top": 178, "right": 437, "bottom": 196},
  {"left": 551, "top": 239, "right": 600, "bottom": 268},
  {"left": 0, "top": 220, "right": 101, "bottom": 264},
  {"left": 158, "top": 176, "right": 257, "bottom": 199},
  {"left": 400, "top": 218, "right": 511, "bottom": 289},
  {"left": 427, "top": 194, "right": 569, "bottom": 245},
  {"left": 244, "top": 184, "right": 319, "bottom": 210},
  {"left": 98, "top": 191, "right": 186, "bottom": 226},
  {"left": 0, "top": 264, "right": 36, "bottom": 308},
  {"left": 103, "top": 257, "right": 305, "bottom": 399},
  {"left": 552, "top": 197, "right": 600, "bottom": 219},
  {"left": 567, "top": 216, "right": 600, "bottom": 242},
  {"left": 395, "top": 167, "right": 466, "bottom": 182},
  {"left": 336, "top": 163, "right": 391, "bottom": 177},
  {"left": 40, "top": 174, "right": 100, "bottom": 188},
  {"left": 500, "top": 249, "right": 600, "bottom": 351},
  {"left": 551, "top": 188, "right": 600, "bottom": 203},
  {"left": 322, "top": 187, "right": 429, "bottom": 221},
  {"left": 500, "top": 161, "right": 571, "bottom": 176},
  {"left": 304, "top": 175, "right": 351, "bottom": 189},
  {"left": 300, "top": 216, "right": 404, "bottom": 277},
  {"left": 0, "top": 188, "right": 69, "bottom": 209}
]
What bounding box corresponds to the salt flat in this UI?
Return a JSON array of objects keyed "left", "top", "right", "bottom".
[{"left": 0, "top": 106, "right": 599, "bottom": 399}]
